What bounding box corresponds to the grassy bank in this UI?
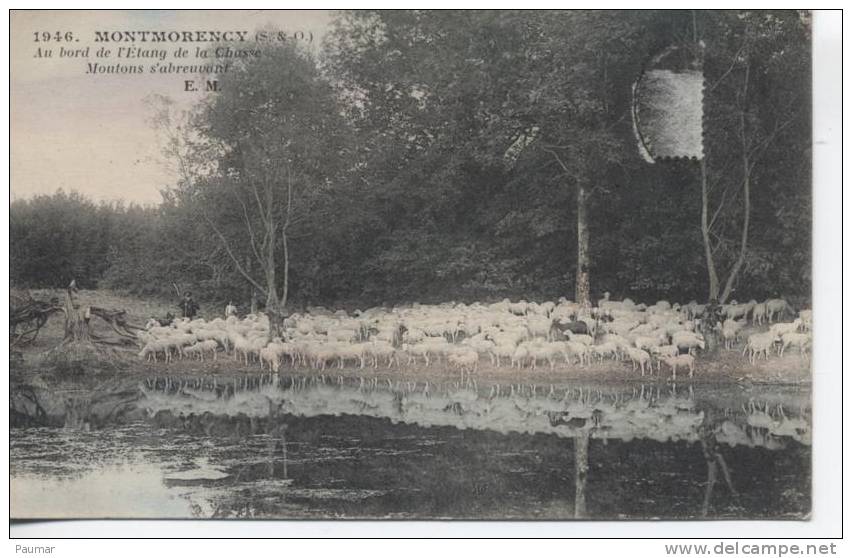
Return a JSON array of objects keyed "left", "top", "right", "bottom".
[{"left": 11, "top": 290, "right": 812, "bottom": 388}]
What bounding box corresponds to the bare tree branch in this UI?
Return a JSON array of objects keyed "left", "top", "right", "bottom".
[
  {"left": 708, "top": 187, "right": 729, "bottom": 230},
  {"left": 196, "top": 203, "right": 268, "bottom": 297},
  {"left": 230, "top": 185, "right": 265, "bottom": 269},
  {"left": 706, "top": 40, "right": 748, "bottom": 94}
]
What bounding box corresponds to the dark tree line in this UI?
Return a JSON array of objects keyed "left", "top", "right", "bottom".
[{"left": 10, "top": 10, "right": 811, "bottom": 310}]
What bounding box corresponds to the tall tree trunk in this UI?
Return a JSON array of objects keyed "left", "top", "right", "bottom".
[
  {"left": 245, "top": 255, "right": 258, "bottom": 314},
  {"left": 281, "top": 229, "right": 289, "bottom": 311},
  {"left": 575, "top": 184, "right": 591, "bottom": 308},
  {"left": 263, "top": 218, "right": 284, "bottom": 341},
  {"left": 719, "top": 108, "right": 752, "bottom": 304},
  {"left": 63, "top": 284, "right": 91, "bottom": 343},
  {"left": 700, "top": 158, "right": 721, "bottom": 301},
  {"left": 266, "top": 232, "right": 290, "bottom": 342},
  {"left": 266, "top": 292, "right": 282, "bottom": 341}
]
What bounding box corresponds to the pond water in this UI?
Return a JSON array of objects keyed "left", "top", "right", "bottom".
[{"left": 10, "top": 375, "right": 811, "bottom": 520}]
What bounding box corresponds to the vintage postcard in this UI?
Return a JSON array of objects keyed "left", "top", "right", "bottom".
[{"left": 10, "top": 9, "right": 814, "bottom": 522}]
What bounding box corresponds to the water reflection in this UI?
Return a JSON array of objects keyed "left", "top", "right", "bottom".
[{"left": 10, "top": 375, "right": 810, "bottom": 520}]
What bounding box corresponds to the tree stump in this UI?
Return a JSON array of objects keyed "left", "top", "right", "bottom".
[
  {"left": 44, "top": 279, "right": 141, "bottom": 371},
  {"left": 63, "top": 282, "right": 92, "bottom": 343}
]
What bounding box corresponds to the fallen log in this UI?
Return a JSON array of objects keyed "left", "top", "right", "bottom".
[
  {"left": 9, "top": 290, "right": 63, "bottom": 347},
  {"left": 89, "top": 307, "right": 145, "bottom": 339}
]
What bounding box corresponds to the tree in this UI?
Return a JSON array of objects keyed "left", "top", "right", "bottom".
[
  {"left": 10, "top": 13, "right": 810, "bottom": 313},
  {"left": 499, "top": 11, "right": 655, "bottom": 307},
  {"left": 10, "top": 191, "right": 115, "bottom": 288},
  {"left": 697, "top": 11, "right": 809, "bottom": 303},
  {"left": 167, "top": 41, "right": 350, "bottom": 337},
  {"left": 326, "top": 10, "right": 658, "bottom": 307}
]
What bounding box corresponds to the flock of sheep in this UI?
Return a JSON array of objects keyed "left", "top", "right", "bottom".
[{"left": 137, "top": 295, "right": 812, "bottom": 380}]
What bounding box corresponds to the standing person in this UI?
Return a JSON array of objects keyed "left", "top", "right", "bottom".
[
  {"left": 179, "top": 292, "right": 200, "bottom": 319},
  {"left": 225, "top": 301, "right": 237, "bottom": 317}
]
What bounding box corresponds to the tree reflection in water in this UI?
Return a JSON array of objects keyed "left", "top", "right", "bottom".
[{"left": 11, "top": 376, "right": 810, "bottom": 519}]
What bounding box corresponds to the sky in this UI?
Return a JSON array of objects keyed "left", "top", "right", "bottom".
[{"left": 11, "top": 10, "right": 334, "bottom": 204}]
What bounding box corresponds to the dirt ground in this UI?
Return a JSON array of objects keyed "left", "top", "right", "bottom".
[{"left": 11, "top": 289, "right": 812, "bottom": 389}]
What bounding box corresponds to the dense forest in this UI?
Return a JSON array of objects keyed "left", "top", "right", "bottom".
[{"left": 10, "top": 10, "right": 811, "bottom": 311}]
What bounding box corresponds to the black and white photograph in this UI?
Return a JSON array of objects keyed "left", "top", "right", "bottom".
[{"left": 8, "top": 9, "right": 835, "bottom": 532}]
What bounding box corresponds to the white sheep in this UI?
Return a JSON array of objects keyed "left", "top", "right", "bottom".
[
  {"left": 769, "top": 319, "right": 802, "bottom": 339},
  {"left": 798, "top": 310, "right": 812, "bottom": 332},
  {"left": 327, "top": 327, "right": 359, "bottom": 343},
  {"left": 661, "top": 354, "right": 696, "bottom": 380},
  {"left": 751, "top": 302, "right": 768, "bottom": 325},
  {"left": 259, "top": 344, "right": 283, "bottom": 371},
  {"left": 719, "top": 319, "right": 746, "bottom": 349},
  {"left": 490, "top": 343, "right": 516, "bottom": 367},
  {"left": 462, "top": 337, "right": 496, "bottom": 365},
  {"left": 765, "top": 298, "right": 792, "bottom": 323},
  {"left": 634, "top": 335, "right": 663, "bottom": 352},
  {"left": 743, "top": 332, "right": 779, "bottom": 364},
  {"left": 672, "top": 331, "right": 705, "bottom": 355},
  {"left": 312, "top": 344, "right": 340, "bottom": 370},
  {"left": 366, "top": 341, "right": 398, "bottom": 368},
  {"left": 335, "top": 343, "right": 367, "bottom": 369},
  {"left": 527, "top": 343, "right": 564, "bottom": 370},
  {"left": 625, "top": 347, "right": 651, "bottom": 376},
  {"left": 590, "top": 342, "right": 619, "bottom": 363},
  {"left": 138, "top": 339, "right": 171, "bottom": 363},
  {"left": 564, "top": 330, "right": 594, "bottom": 346},
  {"left": 242, "top": 335, "right": 268, "bottom": 364},
  {"left": 403, "top": 342, "right": 431, "bottom": 366},
  {"left": 649, "top": 344, "right": 679, "bottom": 371},
  {"left": 780, "top": 332, "right": 811, "bottom": 357},
  {"left": 448, "top": 350, "right": 479, "bottom": 373},
  {"left": 564, "top": 341, "right": 590, "bottom": 366},
  {"left": 511, "top": 345, "right": 529, "bottom": 369},
  {"left": 600, "top": 333, "right": 631, "bottom": 359},
  {"left": 191, "top": 340, "right": 219, "bottom": 361}
]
